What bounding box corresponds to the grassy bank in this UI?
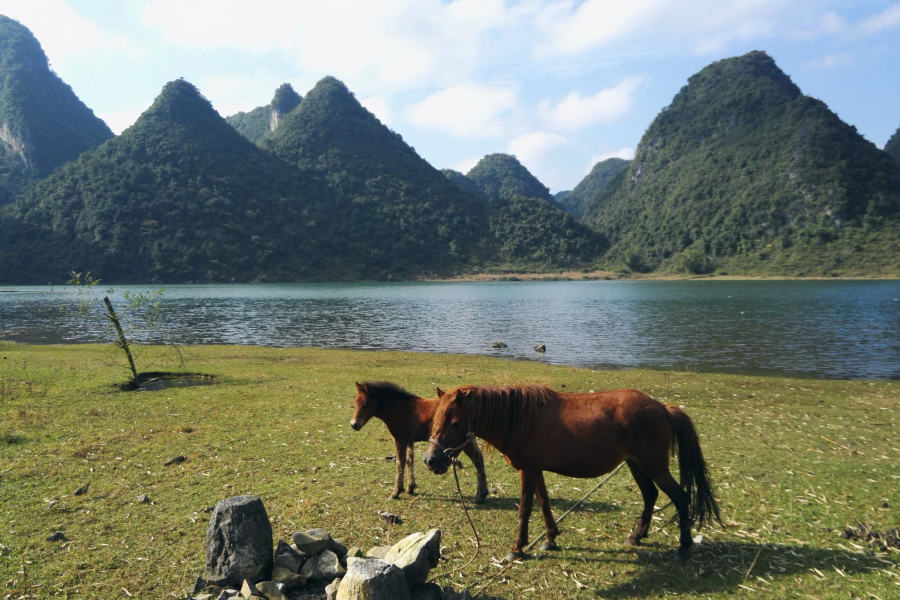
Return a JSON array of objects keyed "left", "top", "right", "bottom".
[{"left": 1, "top": 343, "right": 897, "bottom": 599}]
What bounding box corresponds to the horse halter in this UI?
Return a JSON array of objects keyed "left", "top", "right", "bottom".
[{"left": 429, "top": 397, "right": 475, "bottom": 458}]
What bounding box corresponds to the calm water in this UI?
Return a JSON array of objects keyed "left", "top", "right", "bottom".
[{"left": 1, "top": 280, "right": 899, "bottom": 380}]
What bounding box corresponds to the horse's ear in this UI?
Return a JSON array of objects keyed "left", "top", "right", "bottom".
[
  {"left": 436, "top": 387, "right": 445, "bottom": 397},
  {"left": 355, "top": 382, "right": 365, "bottom": 392}
]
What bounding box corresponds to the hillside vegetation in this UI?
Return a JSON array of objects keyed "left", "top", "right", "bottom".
[
  {"left": 0, "top": 80, "right": 345, "bottom": 283},
  {"left": 464, "top": 153, "right": 553, "bottom": 201},
  {"left": 556, "top": 157, "right": 629, "bottom": 219},
  {"left": 0, "top": 16, "right": 113, "bottom": 205},
  {"left": 225, "top": 83, "right": 302, "bottom": 145},
  {"left": 582, "top": 51, "right": 900, "bottom": 275},
  {"left": 886, "top": 125, "right": 900, "bottom": 164}
]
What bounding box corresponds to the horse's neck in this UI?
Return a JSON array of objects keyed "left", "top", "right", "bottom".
[{"left": 377, "top": 393, "right": 423, "bottom": 419}]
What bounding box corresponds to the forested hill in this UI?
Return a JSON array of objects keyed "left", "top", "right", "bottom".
[
  {"left": 225, "top": 83, "right": 302, "bottom": 144},
  {"left": 261, "top": 76, "right": 498, "bottom": 275},
  {"left": 0, "top": 15, "right": 113, "bottom": 205},
  {"left": 463, "top": 153, "right": 554, "bottom": 201},
  {"left": 582, "top": 50, "right": 900, "bottom": 275},
  {"left": 0, "top": 79, "right": 346, "bottom": 284},
  {"left": 556, "top": 158, "right": 629, "bottom": 218},
  {"left": 886, "top": 126, "right": 900, "bottom": 163}
]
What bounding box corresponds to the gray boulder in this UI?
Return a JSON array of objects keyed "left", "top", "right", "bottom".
[
  {"left": 336, "top": 558, "right": 409, "bottom": 600},
  {"left": 292, "top": 529, "right": 347, "bottom": 556},
  {"left": 324, "top": 578, "right": 342, "bottom": 600},
  {"left": 442, "top": 587, "right": 473, "bottom": 600},
  {"left": 383, "top": 529, "right": 441, "bottom": 588},
  {"left": 409, "top": 582, "right": 443, "bottom": 600},
  {"left": 205, "top": 496, "right": 273, "bottom": 587},
  {"left": 273, "top": 540, "right": 306, "bottom": 573},
  {"left": 254, "top": 581, "right": 287, "bottom": 600},
  {"left": 300, "top": 549, "right": 346, "bottom": 580},
  {"left": 365, "top": 545, "right": 392, "bottom": 559}
]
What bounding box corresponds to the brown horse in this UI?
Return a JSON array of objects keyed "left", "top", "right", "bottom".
[
  {"left": 423, "top": 385, "right": 721, "bottom": 562},
  {"left": 351, "top": 382, "right": 489, "bottom": 503}
]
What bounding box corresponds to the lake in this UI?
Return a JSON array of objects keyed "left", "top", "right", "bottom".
[{"left": 1, "top": 280, "right": 899, "bottom": 380}]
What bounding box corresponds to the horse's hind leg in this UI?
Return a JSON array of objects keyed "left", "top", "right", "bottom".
[
  {"left": 625, "top": 458, "right": 659, "bottom": 546},
  {"left": 405, "top": 442, "right": 417, "bottom": 495},
  {"left": 461, "top": 439, "right": 489, "bottom": 504},
  {"left": 652, "top": 471, "right": 693, "bottom": 561},
  {"left": 534, "top": 471, "right": 560, "bottom": 551}
]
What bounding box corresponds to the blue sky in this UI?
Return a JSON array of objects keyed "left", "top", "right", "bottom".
[{"left": 2, "top": 0, "right": 899, "bottom": 192}]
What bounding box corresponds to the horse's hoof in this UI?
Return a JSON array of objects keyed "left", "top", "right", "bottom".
[
  {"left": 625, "top": 536, "right": 642, "bottom": 547},
  {"left": 473, "top": 494, "right": 487, "bottom": 505},
  {"left": 503, "top": 551, "right": 525, "bottom": 562},
  {"left": 540, "top": 541, "right": 560, "bottom": 551},
  {"left": 389, "top": 492, "right": 401, "bottom": 500}
]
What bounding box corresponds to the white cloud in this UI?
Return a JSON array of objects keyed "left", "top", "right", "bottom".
[
  {"left": 0, "top": 1, "right": 147, "bottom": 66},
  {"left": 98, "top": 107, "right": 146, "bottom": 135},
  {"left": 450, "top": 156, "right": 482, "bottom": 174},
  {"left": 856, "top": 3, "right": 900, "bottom": 35},
  {"left": 584, "top": 148, "right": 634, "bottom": 173},
  {"left": 359, "top": 96, "right": 393, "bottom": 126},
  {"left": 507, "top": 131, "right": 569, "bottom": 169},
  {"left": 406, "top": 82, "right": 518, "bottom": 137},
  {"left": 198, "top": 74, "right": 301, "bottom": 117},
  {"left": 141, "top": 0, "right": 516, "bottom": 87},
  {"left": 803, "top": 53, "right": 852, "bottom": 70},
  {"left": 539, "top": 76, "right": 645, "bottom": 131}
]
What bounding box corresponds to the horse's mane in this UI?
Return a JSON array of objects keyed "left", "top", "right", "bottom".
[
  {"left": 361, "top": 381, "right": 421, "bottom": 407},
  {"left": 437, "top": 385, "right": 558, "bottom": 449}
]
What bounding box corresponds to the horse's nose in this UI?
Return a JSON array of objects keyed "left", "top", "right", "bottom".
[
  {"left": 350, "top": 420, "right": 361, "bottom": 431},
  {"left": 424, "top": 453, "right": 435, "bottom": 467}
]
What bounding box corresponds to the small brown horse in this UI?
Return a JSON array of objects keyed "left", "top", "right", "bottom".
[
  {"left": 423, "top": 385, "right": 721, "bottom": 562},
  {"left": 351, "top": 382, "right": 489, "bottom": 503}
]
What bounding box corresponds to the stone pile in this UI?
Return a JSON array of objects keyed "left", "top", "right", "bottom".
[{"left": 189, "top": 495, "right": 470, "bottom": 600}]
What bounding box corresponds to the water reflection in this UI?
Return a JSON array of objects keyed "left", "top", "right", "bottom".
[{"left": 1, "top": 280, "right": 898, "bottom": 380}]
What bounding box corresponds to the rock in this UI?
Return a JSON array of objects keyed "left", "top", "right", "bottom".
[
  {"left": 46, "top": 531, "right": 67, "bottom": 542},
  {"left": 409, "top": 582, "right": 443, "bottom": 600},
  {"left": 203, "top": 506, "right": 216, "bottom": 513},
  {"left": 442, "top": 586, "right": 473, "bottom": 600},
  {"left": 299, "top": 556, "right": 322, "bottom": 581},
  {"left": 205, "top": 495, "right": 273, "bottom": 587},
  {"left": 377, "top": 510, "right": 402, "bottom": 524},
  {"left": 192, "top": 575, "right": 207, "bottom": 594},
  {"left": 273, "top": 540, "right": 306, "bottom": 572},
  {"left": 137, "top": 494, "right": 151, "bottom": 504},
  {"left": 195, "top": 595, "right": 212, "bottom": 600},
  {"left": 240, "top": 580, "right": 258, "bottom": 599},
  {"left": 254, "top": 581, "right": 287, "bottom": 600},
  {"left": 324, "top": 578, "right": 342, "bottom": 600},
  {"left": 206, "top": 574, "right": 228, "bottom": 588},
  {"left": 317, "top": 549, "right": 347, "bottom": 579},
  {"left": 270, "top": 567, "right": 304, "bottom": 588},
  {"left": 73, "top": 482, "right": 89, "bottom": 496},
  {"left": 292, "top": 529, "right": 346, "bottom": 556},
  {"left": 215, "top": 590, "right": 239, "bottom": 600},
  {"left": 336, "top": 558, "right": 409, "bottom": 600},
  {"left": 491, "top": 342, "right": 507, "bottom": 348},
  {"left": 383, "top": 529, "right": 441, "bottom": 588},
  {"left": 534, "top": 344, "right": 546, "bottom": 352},
  {"left": 165, "top": 455, "right": 186, "bottom": 466},
  {"left": 345, "top": 547, "right": 364, "bottom": 559},
  {"left": 365, "top": 545, "right": 392, "bottom": 559}
]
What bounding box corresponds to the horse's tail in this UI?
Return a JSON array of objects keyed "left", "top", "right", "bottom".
[{"left": 665, "top": 404, "right": 722, "bottom": 528}]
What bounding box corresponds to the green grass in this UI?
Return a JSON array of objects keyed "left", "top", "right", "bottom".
[{"left": 1, "top": 343, "right": 898, "bottom": 599}]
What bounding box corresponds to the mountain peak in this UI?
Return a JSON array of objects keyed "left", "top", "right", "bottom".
[
  {"left": 465, "top": 153, "right": 552, "bottom": 201},
  {"left": 270, "top": 83, "right": 302, "bottom": 129},
  {"left": 886, "top": 125, "right": 900, "bottom": 163},
  {"left": 0, "top": 14, "right": 113, "bottom": 203}
]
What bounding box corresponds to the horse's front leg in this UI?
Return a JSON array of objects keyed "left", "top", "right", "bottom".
[
  {"left": 390, "top": 436, "right": 407, "bottom": 499},
  {"left": 405, "top": 442, "right": 417, "bottom": 495},
  {"left": 534, "top": 472, "right": 560, "bottom": 551},
  {"left": 461, "top": 438, "right": 489, "bottom": 504},
  {"left": 506, "top": 469, "right": 537, "bottom": 562}
]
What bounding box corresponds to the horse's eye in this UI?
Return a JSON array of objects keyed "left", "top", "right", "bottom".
[{"left": 451, "top": 420, "right": 460, "bottom": 428}]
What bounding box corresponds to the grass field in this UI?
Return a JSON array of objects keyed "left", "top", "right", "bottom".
[{"left": 1, "top": 343, "right": 898, "bottom": 599}]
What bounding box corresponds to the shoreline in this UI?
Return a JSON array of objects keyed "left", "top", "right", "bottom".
[{"left": 426, "top": 270, "right": 900, "bottom": 282}]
